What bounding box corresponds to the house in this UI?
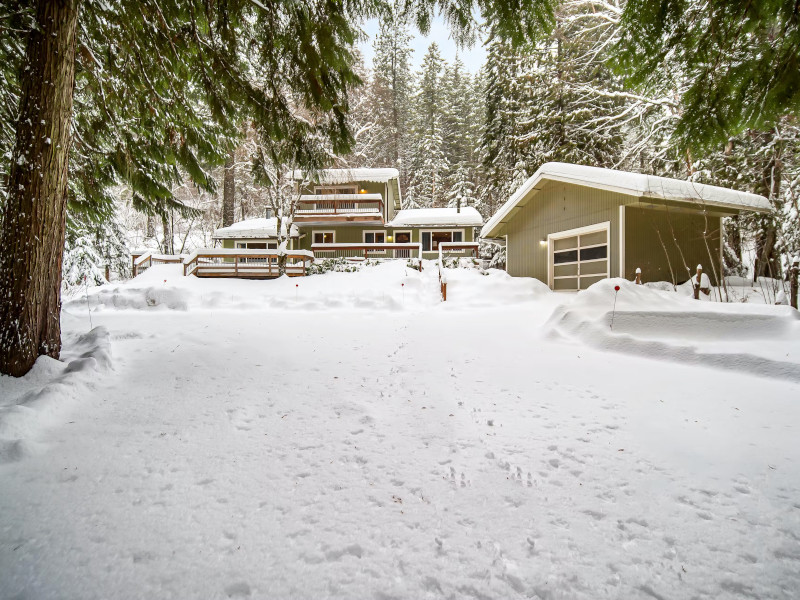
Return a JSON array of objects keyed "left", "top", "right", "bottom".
[
  {"left": 480, "top": 162, "right": 772, "bottom": 291},
  {"left": 212, "top": 217, "right": 300, "bottom": 251},
  {"left": 213, "top": 168, "right": 483, "bottom": 261}
]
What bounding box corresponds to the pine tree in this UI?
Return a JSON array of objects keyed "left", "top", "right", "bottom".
[
  {"left": 615, "top": 0, "right": 800, "bottom": 152},
  {"left": 370, "top": 5, "right": 414, "bottom": 187},
  {"left": 407, "top": 43, "right": 449, "bottom": 207}
]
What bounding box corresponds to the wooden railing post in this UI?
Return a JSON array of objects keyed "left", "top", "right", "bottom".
[{"left": 635, "top": 267, "right": 642, "bottom": 285}]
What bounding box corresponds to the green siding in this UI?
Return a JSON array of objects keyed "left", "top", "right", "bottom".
[
  {"left": 505, "top": 180, "right": 634, "bottom": 281},
  {"left": 624, "top": 206, "right": 722, "bottom": 286},
  {"left": 503, "top": 179, "right": 726, "bottom": 287},
  {"left": 296, "top": 224, "right": 473, "bottom": 254}
]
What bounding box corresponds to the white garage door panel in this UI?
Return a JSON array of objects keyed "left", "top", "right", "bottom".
[{"left": 549, "top": 223, "right": 610, "bottom": 291}]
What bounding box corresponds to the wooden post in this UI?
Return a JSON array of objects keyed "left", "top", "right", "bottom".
[
  {"left": 235, "top": 255, "right": 239, "bottom": 277},
  {"left": 791, "top": 256, "right": 799, "bottom": 310},
  {"left": 441, "top": 282, "right": 447, "bottom": 301},
  {"left": 635, "top": 267, "right": 642, "bottom": 285},
  {"left": 693, "top": 265, "right": 701, "bottom": 299}
]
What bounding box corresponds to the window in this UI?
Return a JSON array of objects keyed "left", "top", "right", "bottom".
[
  {"left": 548, "top": 223, "right": 610, "bottom": 291},
  {"left": 315, "top": 186, "right": 356, "bottom": 195},
  {"left": 235, "top": 241, "right": 278, "bottom": 263},
  {"left": 363, "top": 231, "right": 386, "bottom": 254},
  {"left": 421, "top": 230, "right": 464, "bottom": 251},
  {"left": 363, "top": 231, "right": 385, "bottom": 244},
  {"left": 313, "top": 231, "right": 335, "bottom": 244},
  {"left": 236, "top": 241, "right": 273, "bottom": 250}
]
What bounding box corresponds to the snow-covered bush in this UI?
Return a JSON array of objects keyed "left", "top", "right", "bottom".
[
  {"left": 62, "top": 218, "right": 129, "bottom": 293},
  {"left": 307, "top": 258, "right": 381, "bottom": 275},
  {"left": 479, "top": 238, "right": 506, "bottom": 270}
]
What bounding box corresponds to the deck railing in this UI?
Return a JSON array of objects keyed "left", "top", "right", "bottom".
[
  {"left": 433, "top": 242, "right": 480, "bottom": 258},
  {"left": 183, "top": 249, "right": 314, "bottom": 278},
  {"left": 311, "top": 243, "right": 424, "bottom": 268},
  {"left": 132, "top": 252, "right": 184, "bottom": 277},
  {"left": 436, "top": 243, "right": 481, "bottom": 301},
  {"left": 295, "top": 194, "right": 384, "bottom": 218}
]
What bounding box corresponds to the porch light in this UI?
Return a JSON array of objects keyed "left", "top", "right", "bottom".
[
  {"left": 387, "top": 235, "right": 393, "bottom": 242},
  {"left": 359, "top": 188, "right": 367, "bottom": 194},
  {"left": 540, "top": 239, "right": 548, "bottom": 246}
]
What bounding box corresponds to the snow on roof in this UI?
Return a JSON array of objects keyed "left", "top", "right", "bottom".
[
  {"left": 212, "top": 218, "right": 299, "bottom": 239},
  {"left": 387, "top": 207, "right": 483, "bottom": 227},
  {"left": 293, "top": 168, "right": 400, "bottom": 185},
  {"left": 481, "top": 162, "right": 773, "bottom": 238}
]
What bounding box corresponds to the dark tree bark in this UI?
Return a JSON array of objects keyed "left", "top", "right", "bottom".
[
  {"left": 0, "top": 0, "right": 79, "bottom": 377},
  {"left": 146, "top": 215, "right": 156, "bottom": 238},
  {"left": 161, "top": 216, "right": 171, "bottom": 255},
  {"left": 223, "top": 149, "right": 236, "bottom": 227}
]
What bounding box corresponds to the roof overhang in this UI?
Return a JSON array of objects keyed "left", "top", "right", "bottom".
[{"left": 481, "top": 163, "right": 773, "bottom": 239}]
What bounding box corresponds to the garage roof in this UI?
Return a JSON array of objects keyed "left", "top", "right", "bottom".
[{"left": 481, "top": 162, "right": 772, "bottom": 238}]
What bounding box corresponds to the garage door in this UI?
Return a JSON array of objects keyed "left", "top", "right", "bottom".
[{"left": 550, "top": 224, "right": 609, "bottom": 291}]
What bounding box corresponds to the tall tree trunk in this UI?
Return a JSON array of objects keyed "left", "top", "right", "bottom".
[
  {"left": 146, "top": 215, "right": 156, "bottom": 238},
  {"left": 223, "top": 149, "right": 236, "bottom": 227},
  {"left": 161, "top": 216, "right": 171, "bottom": 254},
  {"left": 0, "top": 0, "right": 79, "bottom": 377}
]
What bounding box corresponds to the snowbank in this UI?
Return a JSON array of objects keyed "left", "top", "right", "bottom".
[
  {"left": 69, "top": 260, "right": 553, "bottom": 314},
  {"left": 545, "top": 278, "right": 800, "bottom": 381},
  {"left": 0, "top": 327, "right": 111, "bottom": 463}
]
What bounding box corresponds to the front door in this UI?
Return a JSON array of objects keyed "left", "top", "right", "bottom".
[{"left": 394, "top": 231, "right": 411, "bottom": 258}]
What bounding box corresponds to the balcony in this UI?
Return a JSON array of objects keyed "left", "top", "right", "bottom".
[{"left": 294, "top": 194, "right": 384, "bottom": 223}]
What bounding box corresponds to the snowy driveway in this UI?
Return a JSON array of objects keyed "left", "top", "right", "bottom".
[{"left": 1, "top": 268, "right": 800, "bottom": 599}]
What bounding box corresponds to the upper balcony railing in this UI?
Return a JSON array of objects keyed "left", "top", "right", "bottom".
[{"left": 294, "top": 193, "right": 384, "bottom": 222}]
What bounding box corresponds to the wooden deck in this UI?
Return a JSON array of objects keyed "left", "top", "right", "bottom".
[
  {"left": 132, "top": 243, "right": 481, "bottom": 280},
  {"left": 183, "top": 250, "right": 313, "bottom": 278}
]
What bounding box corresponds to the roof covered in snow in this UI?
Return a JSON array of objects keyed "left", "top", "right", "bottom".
[
  {"left": 212, "top": 218, "right": 299, "bottom": 239},
  {"left": 293, "top": 168, "right": 400, "bottom": 185},
  {"left": 482, "top": 162, "right": 773, "bottom": 238},
  {"left": 387, "top": 207, "right": 483, "bottom": 227}
]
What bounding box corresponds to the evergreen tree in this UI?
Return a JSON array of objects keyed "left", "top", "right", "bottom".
[
  {"left": 615, "top": 0, "right": 800, "bottom": 152},
  {"left": 407, "top": 43, "right": 449, "bottom": 207},
  {"left": 478, "top": 32, "right": 528, "bottom": 216},
  {"left": 370, "top": 5, "right": 414, "bottom": 187},
  {"left": 0, "top": 0, "right": 362, "bottom": 376}
]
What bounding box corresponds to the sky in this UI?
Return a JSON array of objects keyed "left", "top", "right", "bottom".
[{"left": 358, "top": 16, "right": 487, "bottom": 74}]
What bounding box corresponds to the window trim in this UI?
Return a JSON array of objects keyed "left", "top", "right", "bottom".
[
  {"left": 314, "top": 185, "right": 357, "bottom": 195},
  {"left": 312, "top": 230, "right": 336, "bottom": 245},
  {"left": 363, "top": 229, "right": 387, "bottom": 253},
  {"left": 547, "top": 222, "right": 610, "bottom": 291},
  {"left": 420, "top": 229, "right": 465, "bottom": 252}
]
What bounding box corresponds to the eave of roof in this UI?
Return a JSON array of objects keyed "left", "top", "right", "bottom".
[{"left": 481, "top": 163, "right": 773, "bottom": 239}]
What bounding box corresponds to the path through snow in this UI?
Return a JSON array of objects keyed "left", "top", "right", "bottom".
[{"left": 1, "top": 264, "right": 799, "bottom": 599}]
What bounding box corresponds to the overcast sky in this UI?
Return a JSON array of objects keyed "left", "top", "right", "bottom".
[{"left": 358, "top": 16, "right": 487, "bottom": 74}]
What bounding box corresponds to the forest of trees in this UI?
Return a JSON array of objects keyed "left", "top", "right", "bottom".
[{"left": 1, "top": 0, "right": 798, "bottom": 375}]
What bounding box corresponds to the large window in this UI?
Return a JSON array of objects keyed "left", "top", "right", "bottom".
[
  {"left": 549, "top": 223, "right": 609, "bottom": 291},
  {"left": 235, "top": 241, "right": 278, "bottom": 263},
  {"left": 363, "top": 231, "right": 386, "bottom": 254},
  {"left": 421, "top": 230, "right": 463, "bottom": 251},
  {"left": 363, "top": 231, "right": 385, "bottom": 244},
  {"left": 313, "top": 231, "right": 335, "bottom": 244},
  {"left": 315, "top": 187, "right": 356, "bottom": 211},
  {"left": 315, "top": 186, "right": 356, "bottom": 195}
]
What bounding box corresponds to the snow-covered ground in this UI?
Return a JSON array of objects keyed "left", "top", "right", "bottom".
[{"left": 2, "top": 262, "right": 799, "bottom": 599}]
